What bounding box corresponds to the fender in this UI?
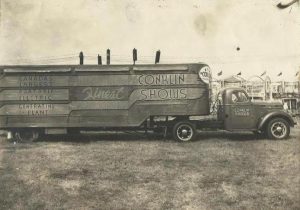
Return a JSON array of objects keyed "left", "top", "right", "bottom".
[{"left": 258, "top": 111, "right": 296, "bottom": 130}]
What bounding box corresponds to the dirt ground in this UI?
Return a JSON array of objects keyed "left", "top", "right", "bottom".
[{"left": 0, "top": 125, "right": 299, "bottom": 210}]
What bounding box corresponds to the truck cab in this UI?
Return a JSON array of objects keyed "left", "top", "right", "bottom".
[
  {"left": 216, "top": 88, "right": 296, "bottom": 139},
  {"left": 166, "top": 87, "right": 296, "bottom": 142}
]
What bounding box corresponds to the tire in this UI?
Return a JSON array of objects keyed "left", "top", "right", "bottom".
[
  {"left": 173, "top": 121, "right": 196, "bottom": 142},
  {"left": 267, "top": 118, "right": 290, "bottom": 140},
  {"left": 15, "top": 129, "right": 39, "bottom": 143}
]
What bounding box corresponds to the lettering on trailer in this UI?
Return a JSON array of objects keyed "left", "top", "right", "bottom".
[
  {"left": 140, "top": 88, "right": 187, "bottom": 100},
  {"left": 138, "top": 74, "right": 187, "bottom": 100},
  {"left": 138, "top": 74, "right": 185, "bottom": 85},
  {"left": 18, "top": 76, "right": 57, "bottom": 115},
  {"left": 73, "top": 73, "right": 188, "bottom": 101},
  {"left": 18, "top": 104, "right": 55, "bottom": 116},
  {"left": 18, "top": 76, "right": 57, "bottom": 101},
  {"left": 18, "top": 89, "right": 54, "bottom": 101},
  {"left": 82, "top": 87, "right": 126, "bottom": 100},
  {"left": 19, "top": 76, "right": 52, "bottom": 87},
  {"left": 71, "top": 87, "right": 128, "bottom": 100},
  {"left": 233, "top": 107, "right": 250, "bottom": 116}
]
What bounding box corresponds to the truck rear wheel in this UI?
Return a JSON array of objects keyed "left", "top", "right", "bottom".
[
  {"left": 173, "top": 121, "right": 196, "bottom": 142},
  {"left": 267, "top": 118, "right": 290, "bottom": 140},
  {"left": 15, "top": 129, "right": 39, "bottom": 143}
]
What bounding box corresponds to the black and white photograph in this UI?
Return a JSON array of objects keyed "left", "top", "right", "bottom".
[{"left": 0, "top": 0, "right": 299, "bottom": 209}]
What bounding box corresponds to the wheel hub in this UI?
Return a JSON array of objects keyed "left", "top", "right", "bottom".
[
  {"left": 181, "top": 129, "right": 188, "bottom": 137},
  {"left": 276, "top": 126, "right": 283, "bottom": 132}
]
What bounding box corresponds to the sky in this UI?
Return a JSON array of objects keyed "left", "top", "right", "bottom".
[{"left": 0, "top": 0, "right": 299, "bottom": 81}]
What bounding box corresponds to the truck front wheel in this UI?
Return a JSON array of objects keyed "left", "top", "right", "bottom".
[
  {"left": 173, "top": 121, "right": 196, "bottom": 142},
  {"left": 15, "top": 129, "right": 40, "bottom": 143},
  {"left": 267, "top": 118, "right": 290, "bottom": 140}
]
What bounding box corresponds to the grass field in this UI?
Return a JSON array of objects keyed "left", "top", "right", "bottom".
[{"left": 0, "top": 126, "right": 299, "bottom": 210}]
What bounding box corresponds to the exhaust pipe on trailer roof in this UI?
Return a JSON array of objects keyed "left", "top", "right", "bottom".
[
  {"left": 106, "top": 49, "right": 110, "bottom": 65},
  {"left": 155, "top": 50, "right": 160, "bottom": 64},
  {"left": 133, "top": 48, "right": 137, "bottom": 65},
  {"left": 79, "top": 51, "right": 84, "bottom": 65},
  {"left": 98, "top": 54, "right": 102, "bottom": 65}
]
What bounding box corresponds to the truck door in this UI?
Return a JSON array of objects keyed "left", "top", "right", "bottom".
[{"left": 224, "top": 89, "right": 256, "bottom": 130}]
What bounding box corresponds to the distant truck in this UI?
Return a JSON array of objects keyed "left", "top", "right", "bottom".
[{"left": 0, "top": 63, "right": 296, "bottom": 142}]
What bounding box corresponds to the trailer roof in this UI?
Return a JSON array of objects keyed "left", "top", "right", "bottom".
[{"left": 0, "top": 63, "right": 206, "bottom": 73}]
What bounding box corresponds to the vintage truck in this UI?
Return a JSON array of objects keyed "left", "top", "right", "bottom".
[{"left": 0, "top": 63, "right": 296, "bottom": 142}]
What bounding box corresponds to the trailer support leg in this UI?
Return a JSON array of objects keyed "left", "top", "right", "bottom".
[
  {"left": 144, "top": 121, "right": 148, "bottom": 137},
  {"left": 150, "top": 116, "right": 154, "bottom": 128},
  {"left": 163, "top": 126, "right": 168, "bottom": 139}
]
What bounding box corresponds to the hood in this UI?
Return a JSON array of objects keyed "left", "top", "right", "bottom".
[{"left": 253, "top": 101, "right": 283, "bottom": 109}]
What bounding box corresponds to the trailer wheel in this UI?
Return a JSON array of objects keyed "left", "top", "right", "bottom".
[
  {"left": 173, "top": 121, "right": 196, "bottom": 142},
  {"left": 15, "top": 129, "right": 39, "bottom": 143},
  {"left": 267, "top": 118, "right": 290, "bottom": 140}
]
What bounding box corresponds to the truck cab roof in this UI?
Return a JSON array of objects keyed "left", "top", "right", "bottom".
[{"left": 218, "top": 87, "right": 247, "bottom": 95}]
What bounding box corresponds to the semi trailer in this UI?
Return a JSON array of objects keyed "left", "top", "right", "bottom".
[{"left": 0, "top": 63, "right": 296, "bottom": 142}]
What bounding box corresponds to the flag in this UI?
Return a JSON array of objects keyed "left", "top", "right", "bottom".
[
  {"left": 237, "top": 72, "right": 241, "bottom": 76},
  {"left": 261, "top": 71, "right": 266, "bottom": 77},
  {"left": 277, "top": 72, "right": 282, "bottom": 76},
  {"left": 217, "top": 71, "right": 222, "bottom": 76}
]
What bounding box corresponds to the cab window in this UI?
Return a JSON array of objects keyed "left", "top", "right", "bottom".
[{"left": 231, "top": 91, "right": 248, "bottom": 103}]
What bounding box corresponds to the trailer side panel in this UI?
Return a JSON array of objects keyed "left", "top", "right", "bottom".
[{"left": 0, "top": 64, "right": 210, "bottom": 128}]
